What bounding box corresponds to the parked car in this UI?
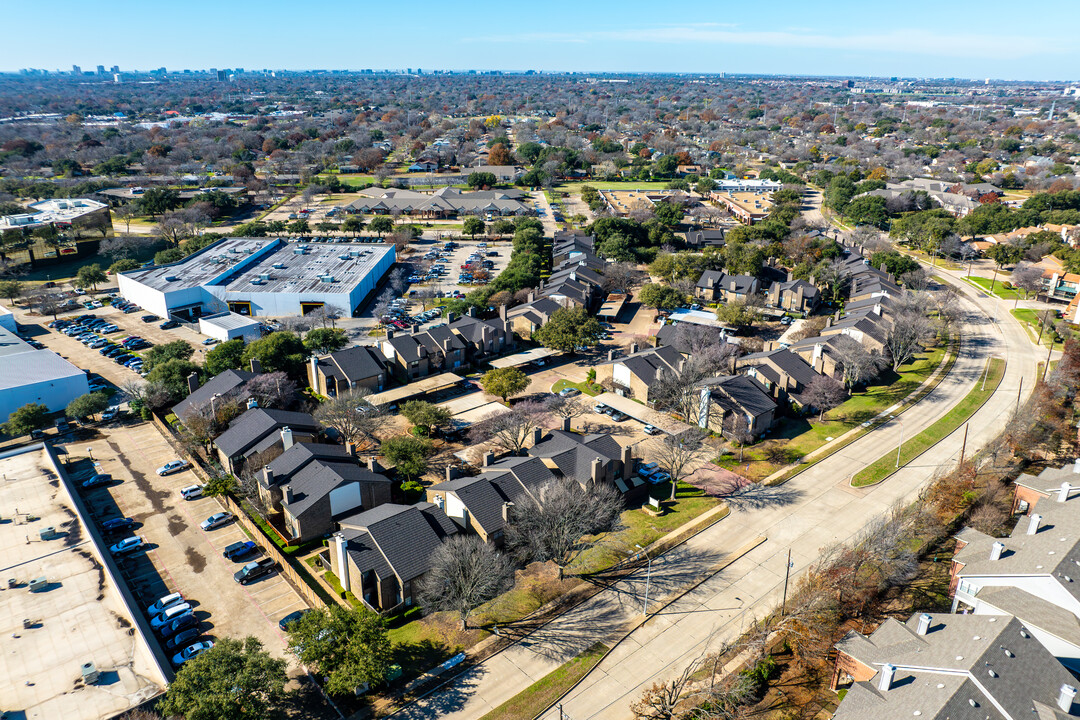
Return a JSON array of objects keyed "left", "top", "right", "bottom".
[
  {"left": 278, "top": 609, "right": 314, "bottom": 631},
  {"left": 559, "top": 387, "right": 581, "bottom": 397},
  {"left": 200, "top": 512, "right": 234, "bottom": 531},
  {"left": 643, "top": 424, "right": 662, "bottom": 436},
  {"left": 179, "top": 485, "right": 204, "bottom": 500},
  {"left": 202, "top": 337, "right": 220, "bottom": 346},
  {"left": 610, "top": 410, "right": 629, "bottom": 422},
  {"left": 101, "top": 407, "right": 119, "bottom": 421},
  {"left": 593, "top": 403, "right": 607, "bottom": 414},
  {"left": 157, "top": 612, "right": 197, "bottom": 639},
  {"left": 101, "top": 517, "right": 135, "bottom": 533},
  {"left": 234, "top": 558, "right": 277, "bottom": 585},
  {"left": 151, "top": 602, "right": 193, "bottom": 628},
  {"left": 141, "top": 315, "right": 160, "bottom": 323},
  {"left": 159, "top": 320, "right": 180, "bottom": 330},
  {"left": 164, "top": 627, "right": 203, "bottom": 652},
  {"left": 172, "top": 639, "right": 215, "bottom": 666},
  {"left": 222, "top": 540, "right": 257, "bottom": 561},
  {"left": 156, "top": 460, "right": 190, "bottom": 476},
  {"left": 82, "top": 473, "right": 113, "bottom": 489},
  {"left": 109, "top": 536, "right": 145, "bottom": 556},
  {"left": 147, "top": 592, "right": 185, "bottom": 616}
]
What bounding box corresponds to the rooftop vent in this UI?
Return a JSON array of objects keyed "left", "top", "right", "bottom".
[
  {"left": 273, "top": 262, "right": 286, "bottom": 269},
  {"left": 293, "top": 248, "right": 306, "bottom": 255},
  {"left": 339, "top": 255, "right": 351, "bottom": 261},
  {"left": 250, "top": 278, "right": 265, "bottom": 285},
  {"left": 165, "top": 275, "right": 179, "bottom": 282},
  {"left": 349, "top": 249, "right": 360, "bottom": 257},
  {"left": 259, "top": 273, "right": 271, "bottom": 281},
  {"left": 320, "top": 275, "right": 334, "bottom": 283},
  {"left": 81, "top": 661, "right": 99, "bottom": 685}
]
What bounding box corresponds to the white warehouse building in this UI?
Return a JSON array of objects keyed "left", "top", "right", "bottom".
[
  {"left": 0, "top": 326, "right": 88, "bottom": 423},
  {"left": 117, "top": 237, "right": 396, "bottom": 319}
]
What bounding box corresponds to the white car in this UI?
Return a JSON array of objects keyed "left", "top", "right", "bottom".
[
  {"left": 200, "top": 512, "right": 234, "bottom": 531},
  {"left": 179, "top": 485, "right": 204, "bottom": 500},
  {"left": 147, "top": 592, "right": 184, "bottom": 616},
  {"left": 109, "top": 536, "right": 145, "bottom": 556},
  {"left": 172, "top": 640, "right": 214, "bottom": 667},
  {"left": 150, "top": 603, "right": 192, "bottom": 629},
  {"left": 643, "top": 424, "right": 662, "bottom": 436},
  {"left": 156, "top": 460, "right": 190, "bottom": 476}
]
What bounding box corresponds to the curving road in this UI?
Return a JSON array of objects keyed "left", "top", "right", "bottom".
[{"left": 395, "top": 265, "right": 1042, "bottom": 720}]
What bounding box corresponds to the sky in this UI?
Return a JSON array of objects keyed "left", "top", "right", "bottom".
[{"left": 2, "top": 0, "right": 1077, "bottom": 81}]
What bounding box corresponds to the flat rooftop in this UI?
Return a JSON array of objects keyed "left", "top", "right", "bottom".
[
  {"left": 0, "top": 446, "right": 165, "bottom": 718},
  {"left": 121, "top": 237, "right": 274, "bottom": 292},
  {"left": 222, "top": 242, "right": 394, "bottom": 296},
  {"left": 713, "top": 190, "right": 774, "bottom": 217}
]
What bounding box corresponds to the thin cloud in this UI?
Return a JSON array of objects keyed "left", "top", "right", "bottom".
[{"left": 464, "top": 26, "right": 1065, "bottom": 59}]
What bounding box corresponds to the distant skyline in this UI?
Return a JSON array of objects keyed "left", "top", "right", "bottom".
[{"left": 2, "top": 0, "right": 1077, "bottom": 81}]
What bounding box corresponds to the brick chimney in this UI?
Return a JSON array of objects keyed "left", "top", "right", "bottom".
[
  {"left": 502, "top": 501, "right": 514, "bottom": 523},
  {"left": 250, "top": 358, "right": 262, "bottom": 373},
  {"left": 445, "top": 465, "right": 458, "bottom": 482},
  {"left": 261, "top": 466, "right": 275, "bottom": 488},
  {"left": 368, "top": 456, "right": 382, "bottom": 473},
  {"left": 621, "top": 445, "right": 633, "bottom": 480},
  {"left": 590, "top": 457, "right": 604, "bottom": 485},
  {"left": 561, "top": 416, "right": 571, "bottom": 431},
  {"left": 499, "top": 304, "right": 507, "bottom": 321},
  {"left": 483, "top": 451, "right": 495, "bottom": 467},
  {"left": 608, "top": 349, "right": 616, "bottom": 361},
  {"left": 186, "top": 372, "right": 200, "bottom": 394},
  {"left": 629, "top": 342, "right": 639, "bottom": 354},
  {"left": 532, "top": 427, "right": 543, "bottom": 446},
  {"left": 280, "top": 426, "right": 294, "bottom": 450}
]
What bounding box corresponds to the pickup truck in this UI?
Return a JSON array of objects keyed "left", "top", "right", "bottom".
[{"left": 234, "top": 558, "right": 278, "bottom": 585}]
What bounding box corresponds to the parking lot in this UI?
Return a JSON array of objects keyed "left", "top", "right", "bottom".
[
  {"left": 405, "top": 238, "right": 511, "bottom": 295},
  {"left": 65, "top": 422, "right": 308, "bottom": 664}
]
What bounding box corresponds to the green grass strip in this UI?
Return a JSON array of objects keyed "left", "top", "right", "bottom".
[
  {"left": 851, "top": 358, "right": 1005, "bottom": 487},
  {"left": 476, "top": 642, "right": 609, "bottom": 720},
  {"left": 962, "top": 275, "right": 1022, "bottom": 300}
]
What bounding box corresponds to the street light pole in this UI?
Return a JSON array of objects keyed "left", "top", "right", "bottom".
[
  {"left": 781, "top": 549, "right": 793, "bottom": 616},
  {"left": 635, "top": 544, "right": 652, "bottom": 619},
  {"left": 87, "top": 447, "right": 94, "bottom": 461}
]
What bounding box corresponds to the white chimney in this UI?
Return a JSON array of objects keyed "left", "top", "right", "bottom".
[
  {"left": 1074, "top": 458, "right": 1080, "bottom": 474},
  {"left": 1060, "top": 481, "right": 1072, "bottom": 503},
  {"left": 1058, "top": 684, "right": 1077, "bottom": 712},
  {"left": 333, "top": 532, "right": 350, "bottom": 593},
  {"left": 877, "top": 664, "right": 896, "bottom": 692},
  {"left": 280, "top": 426, "right": 294, "bottom": 450},
  {"left": 1027, "top": 513, "right": 1043, "bottom": 535},
  {"left": 990, "top": 541, "right": 1005, "bottom": 561},
  {"left": 310, "top": 355, "right": 319, "bottom": 385},
  {"left": 916, "top": 613, "right": 932, "bottom": 636}
]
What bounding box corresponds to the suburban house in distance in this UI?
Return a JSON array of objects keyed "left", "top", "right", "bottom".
[
  {"left": 329, "top": 503, "right": 459, "bottom": 611},
  {"left": 683, "top": 229, "right": 726, "bottom": 249},
  {"left": 697, "top": 374, "right": 777, "bottom": 439},
  {"left": 280, "top": 459, "right": 392, "bottom": 543},
  {"left": 307, "top": 345, "right": 389, "bottom": 397},
  {"left": 380, "top": 326, "right": 467, "bottom": 381},
  {"left": 213, "top": 408, "right": 320, "bottom": 475},
  {"left": 593, "top": 343, "right": 683, "bottom": 404},
  {"left": 425, "top": 455, "right": 555, "bottom": 544},
  {"left": 735, "top": 348, "right": 822, "bottom": 409},
  {"left": 829, "top": 612, "right": 1080, "bottom": 719},
  {"left": 528, "top": 429, "right": 643, "bottom": 497},
  {"left": 766, "top": 276, "right": 820, "bottom": 314},
  {"left": 172, "top": 365, "right": 257, "bottom": 422},
  {"left": 695, "top": 270, "right": 761, "bottom": 303}
]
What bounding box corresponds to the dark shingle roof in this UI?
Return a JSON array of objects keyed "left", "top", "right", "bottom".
[
  {"left": 701, "top": 374, "right": 777, "bottom": 418},
  {"left": 267, "top": 443, "right": 352, "bottom": 483},
  {"left": 737, "top": 348, "right": 820, "bottom": 390},
  {"left": 324, "top": 346, "right": 387, "bottom": 384},
  {"left": 283, "top": 462, "right": 390, "bottom": 519},
  {"left": 173, "top": 369, "right": 256, "bottom": 420},
  {"left": 338, "top": 503, "right": 456, "bottom": 582},
  {"left": 214, "top": 408, "right": 319, "bottom": 459}
]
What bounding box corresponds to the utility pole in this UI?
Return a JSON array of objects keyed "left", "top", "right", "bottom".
[
  {"left": 781, "top": 549, "right": 793, "bottom": 615},
  {"left": 959, "top": 423, "right": 969, "bottom": 466},
  {"left": 1042, "top": 344, "right": 1053, "bottom": 383},
  {"left": 1015, "top": 377, "right": 1023, "bottom": 415},
  {"left": 895, "top": 419, "right": 905, "bottom": 468}
]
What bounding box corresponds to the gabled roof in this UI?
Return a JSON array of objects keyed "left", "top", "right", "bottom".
[
  {"left": 599, "top": 344, "right": 684, "bottom": 387},
  {"left": 283, "top": 462, "right": 390, "bottom": 519},
  {"left": 507, "top": 298, "right": 562, "bottom": 323},
  {"left": 528, "top": 430, "right": 623, "bottom": 485},
  {"left": 320, "top": 345, "right": 387, "bottom": 384},
  {"left": 267, "top": 442, "right": 352, "bottom": 483},
  {"left": 701, "top": 374, "right": 777, "bottom": 418},
  {"left": 214, "top": 408, "right": 319, "bottom": 459},
  {"left": 173, "top": 369, "right": 256, "bottom": 420},
  {"left": 737, "top": 348, "right": 821, "bottom": 391},
  {"left": 429, "top": 456, "right": 555, "bottom": 534},
  {"left": 449, "top": 315, "right": 503, "bottom": 345},
  {"left": 770, "top": 278, "right": 820, "bottom": 299},
  {"left": 338, "top": 503, "right": 457, "bottom": 582}
]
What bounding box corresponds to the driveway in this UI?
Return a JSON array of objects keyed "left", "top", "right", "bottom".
[{"left": 68, "top": 422, "right": 308, "bottom": 664}]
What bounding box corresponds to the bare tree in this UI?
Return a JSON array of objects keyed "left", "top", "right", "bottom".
[
  {"left": 313, "top": 388, "right": 386, "bottom": 449},
  {"left": 418, "top": 535, "right": 513, "bottom": 629},
  {"left": 602, "top": 261, "right": 641, "bottom": 293},
  {"left": 544, "top": 394, "right": 588, "bottom": 425},
  {"left": 802, "top": 374, "right": 848, "bottom": 420},
  {"left": 654, "top": 427, "right": 710, "bottom": 501},
  {"left": 506, "top": 477, "right": 624, "bottom": 579},
  {"left": 832, "top": 335, "right": 888, "bottom": 388},
  {"left": 1011, "top": 262, "right": 1044, "bottom": 300},
  {"left": 468, "top": 401, "right": 549, "bottom": 455},
  {"left": 651, "top": 342, "right": 739, "bottom": 422},
  {"left": 242, "top": 372, "right": 297, "bottom": 410},
  {"left": 886, "top": 300, "right": 934, "bottom": 370},
  {"left": 899, "top": 266, "right": 931, "bottom": 290}
]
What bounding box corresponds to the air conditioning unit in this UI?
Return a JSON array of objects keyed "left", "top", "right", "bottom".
[
  {"left": 250, "top": 278, "right": 264, "bottom": 285},
  {"left": 273, "top": 263, "right": 286, "bottom": 269},
  {"left": 258, "top": 273, "right": 270, "bottom": 281},
  {"left": 164, "top": 275, "right": 179, "bottom": 282},
  {"left": 81, "top": 661, "right": 99, "bottom": 684},
  {"left": 28, "top": 576, "right": 47, "bottom": 593},
  {"left": 320, "top": 275, "right": 334, "bottom": 283}
]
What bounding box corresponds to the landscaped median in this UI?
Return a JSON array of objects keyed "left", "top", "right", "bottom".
[
  {"left": 477, "top": 642, "right": 609, "bottom": 720},
  {"left": 851, "top": 357, "right": 1005, "bottom": 488},
  {"left": 962, "top": 275, "right": 1023, "bottom": 300}
]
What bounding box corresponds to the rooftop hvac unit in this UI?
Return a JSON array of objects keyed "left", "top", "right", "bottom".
[
  {"left": 349, "top": 249, "right": 360, "bottom": 258},
  {"left": 165, "top": 275, "right": 179, "bottom": 282},
  {"left": 259, "top": 273, "right": 270, "bottom": 281},
  {"left": 28, "top": 576, "right": 47, "bottom": 593},
  {"left": 273, "top": 263, "right": 286, "bottom": 269},
  {"left": 250, "top": 278, "right": 264, "bottom": 285},
  {"left": 320, "top": 275, "right": 334, "bottom": 283},
  {"left": 231, "top": 247, "right": 243, "bottom": 254},
  {"left": 339, "top": 255, "right": 351, "bottom": 261},
  {"left": 39, "top": 526, "right": 57, "bottom": 541},
  {"left": 293, "top": 248, "right": 306, "bottom": 255},
  {"left": 81, "top": 661, "right": 99, "bottom": 684}
]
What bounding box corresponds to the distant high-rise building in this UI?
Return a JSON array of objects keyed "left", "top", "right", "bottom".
[
  {"left": 234, "top": 68, "right": 243, "bottom": 74},
  {"left": 110, "top": 65, "right": 119, "bottom": 73},
  {"left": 96, "top": 65, "right": 105, "bottom": 76},
  {"left": 71, "top": 64, "right": 81, "bottom": 75},
  {"left": 113, "top": 73, "right": 121, "bottom": 84},
  {"left": 216, "top": 69, "right": 226, "bottom": 81}
]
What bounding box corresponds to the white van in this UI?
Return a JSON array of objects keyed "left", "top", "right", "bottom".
[
  {"left": 180, "top": 485, "right": 204, "bottom": 500},
  {"left": 146, "top": 592, "right": 184, "bottom": 616}
]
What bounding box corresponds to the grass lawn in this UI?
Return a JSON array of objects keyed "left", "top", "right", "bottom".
[
  {"left": 1010, "top": 309, "right": 1065, "bottom": 350},
  {"left": 387, "top": 608, "right": 461, "bottom": 684},
  {"left": 556, "top": 180, "right": 677, "bottom": 194},
  {"left": 477, "top": 642, "right": 608, "bottom": 720},
  {"left": 317, "top": 173, "right": 377, "bottom": 186},
  {"left": 551, "top": 378, "right": 604, "bottom": 397},
  {"left": 716, "top": 340, "right": 948, "bottom": 481},
  {"left": 962, "top": 275, "right": 1022, "bottom": 300},
  {"left": 851, "top": 357, "right": 1005, "bottom": 487}
]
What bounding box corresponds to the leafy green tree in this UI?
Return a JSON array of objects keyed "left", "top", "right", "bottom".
[
  {"left": 985, "top": 243, "right": 1022, "bottom": 269},
  {"left": 369, "top": 216, "right": 394, "bottom": 237},
  {"left": 287, "top": 606, "right": 392, "bottom": 696},
  {"left": 147, "top": 359, "right": 203, "bottom": 402},
  {"left": 204, "top": 339, "right": 246, "bottom": 375},
  {"left": 869, "top": 250, "right": 920, "bottom": 278},
  {"left": 76, "top": 264, "right": 107, "bottom": 292},
  {"left": 341, "top": 216, "right": 365, "bottom": 236},
  {"left": 0, "top": 280, "right": 23, "bottom": 306},
  {"left": 842, "top": 195, "right": 889, "bottom": 228},
  {"left": 715, "top": 299, "right": 761, "bottom": 329},
  {"left": 287, "top": 219, "right": 310, "bottom": 234},
  {"left": 304, "top": 327, "right": 348, "bottom": 355},
  {"left": 65, "top": 392, "right": 110, "bottom": 421},
  {"left": 638, "top": 283, "right": 686, "bottom": 310},
  {"left": 109, "top": 258, "right": 140, "bottom": 274},
  {"left": 382, "top": 435, "right": 433, "bottom": 480},
  {"left": 653, "top": 202, "right": 685, "bottom": 227},
  {"left": 138, "top": 187, "right": 181, "bottom": 217},
  {"left": 157, "top": 636, "right": 287, "bottom": 720},
  {"left": 463, "top": 217, "right": 485, "bottom": 238},
  {"left": 241, "top": 331, "right": 306, "bottom": 377},
  {"left": 533, "top": 306, "right": 602, "bottom": 353},
  {"left": 4, "top": 402, "right": 50, "bottom": 436},
  {"left": 143, "top": 339, "right": 195, "bottom": 372},
  {"left": 467, "top": 172, "right": 497, "bottom": 189},
  {"left": 481, "top": 366, "right": 531, "bottom": 403},
  {"left": 400, "top": 400, "right": 452, "bottom": 435},
  {"left": 154, "top": 247, "right": 185, "bottom": 265},
  {"left": 597, "top": 233, "right": 636, "bottom": 261},
  {"left": 696, "top": 177, "right": 717, "bottom": 193},
  {"left": 203, "top": 474, "right": 238, "bottom": 497}
]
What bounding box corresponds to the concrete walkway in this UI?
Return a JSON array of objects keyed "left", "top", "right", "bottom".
[{"left": 395, "top": 270, "right": 1042, "bottom": 720}]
